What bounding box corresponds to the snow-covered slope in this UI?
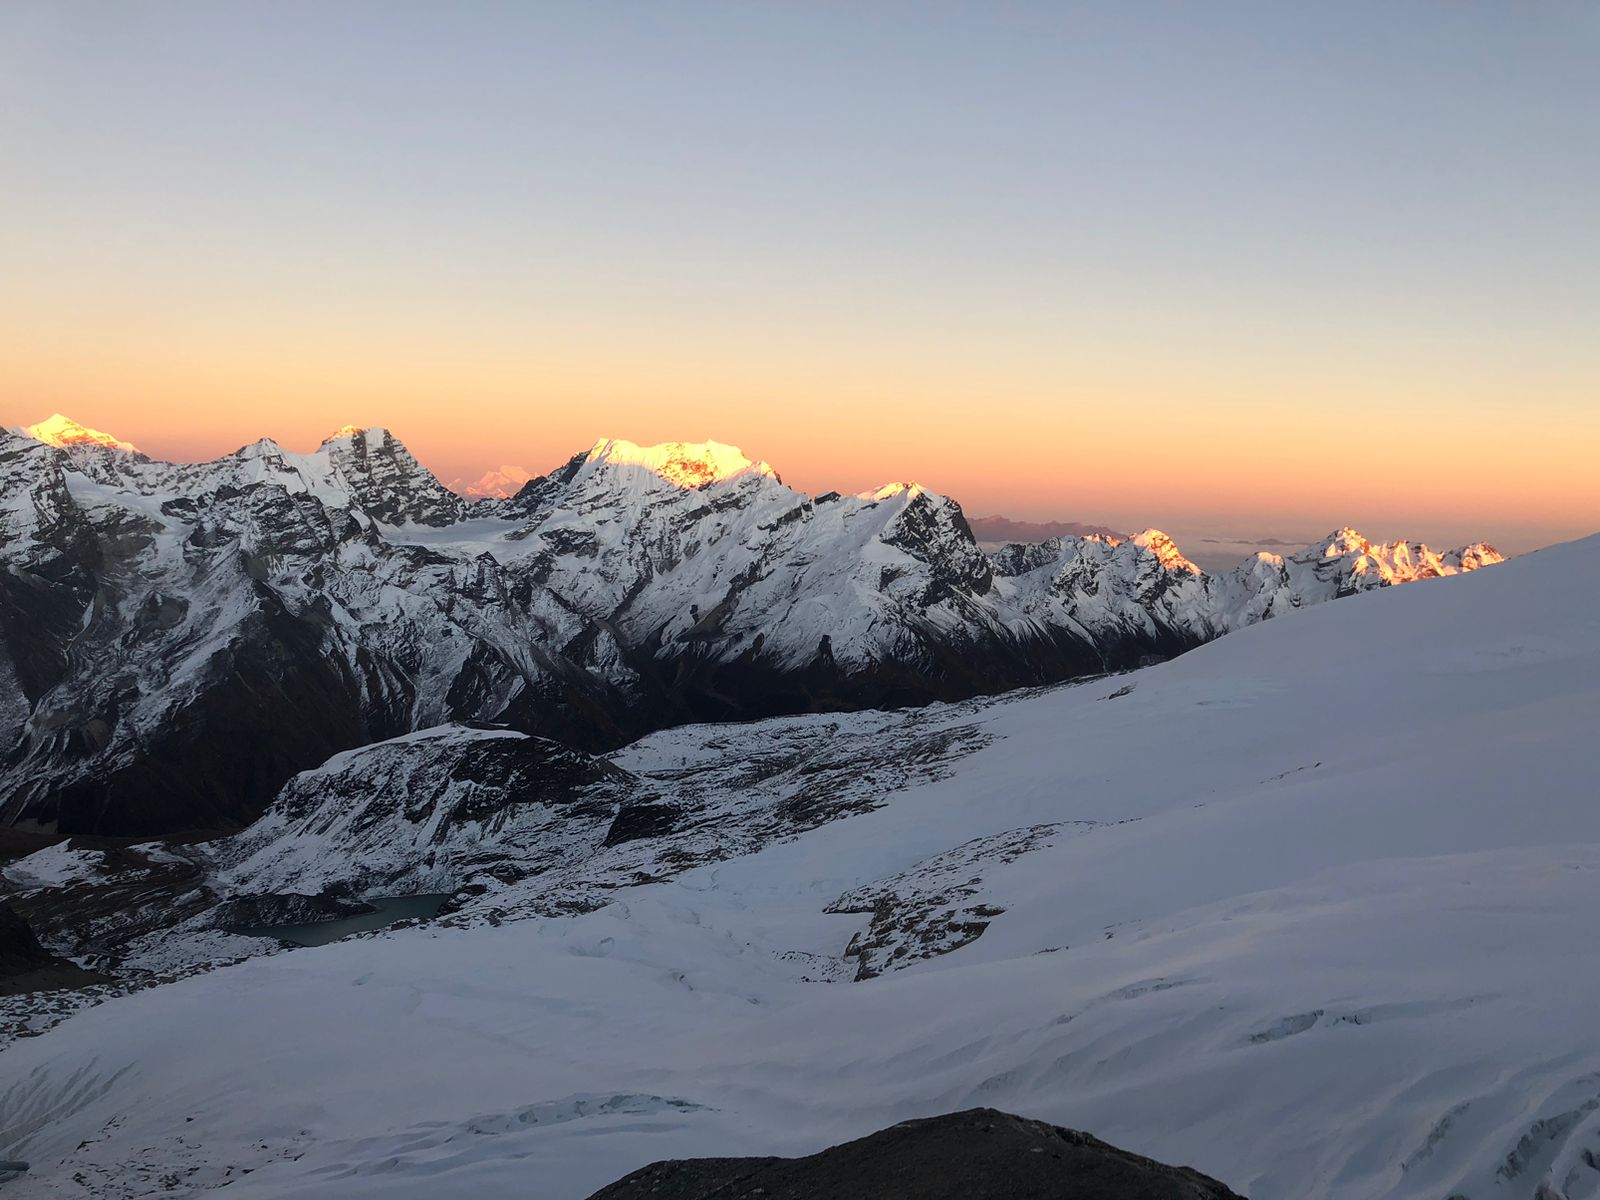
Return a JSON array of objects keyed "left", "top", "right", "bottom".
[
  {"left": 1, "top": 534, "right": 1593, "bottom": 1200},
  {"left": 0, "top": 416, "right": 1500, "bottom": 835}
]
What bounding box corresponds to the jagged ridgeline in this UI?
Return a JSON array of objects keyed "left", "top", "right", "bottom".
[{"left": 0, "top": 417, "right": 1501, "bottom": 835}]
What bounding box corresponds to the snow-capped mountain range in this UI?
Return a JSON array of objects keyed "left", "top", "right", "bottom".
[{"left": 0, "top": 415, "right": 1501, "bottom": 836}]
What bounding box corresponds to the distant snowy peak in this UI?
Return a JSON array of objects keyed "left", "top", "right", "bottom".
[
  {"left": 1275, "top": 528, "right": 1505, "bottom": 587},
  {"left": 452, "top": 465, "right": 535, "bottom": 499},
  {"left": 1191, "top": 529, "right": 1507, "bottom": 633},
  {"left": 21, "top": 413, "right": 140, "bottom": 454},
  {"left": 585, "top": 437, "right": 780, "bottom": 489},
  {"left": 1129, "top": 529, "right": 1203, "bottom": 575},
  {"left": 1444, "top": 543, "right": 1503, "bottom": 571},
  {"left": 987, "top": 524, "right": 1503, "bottom": 647},
  {"left": 1310, "top": 527, "right": 1376, "bottom": 558}
]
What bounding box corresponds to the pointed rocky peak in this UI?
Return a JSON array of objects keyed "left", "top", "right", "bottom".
[
  {"left": 320, "top": 426, "right": 467, "bottom": 528},
  {"left": 22, "top": 413, "right": 140, "bottom": 454},
  {"left": 1129, "top": 529, "right": 1203, "bottom": 575},
  {"left": 584, "top": 438, "right": 780, "bottom": 489},
  {"left": 872, "top": 484, "right": 993, "bottom": 597},
  {"left": 322, "top": 426, "right": 419, "bottom": 472},
  {"left": 1310, "top": 528, "right": 1374, "bottom": 559}
]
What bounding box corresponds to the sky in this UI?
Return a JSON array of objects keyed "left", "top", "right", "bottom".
[{"left": 2, "top": 2, "right": 1597, "bottom": 553}]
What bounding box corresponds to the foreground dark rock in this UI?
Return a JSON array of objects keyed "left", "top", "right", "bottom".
[{"left": 585, "top": 1108, "right": 1246, "bottom": 1200}]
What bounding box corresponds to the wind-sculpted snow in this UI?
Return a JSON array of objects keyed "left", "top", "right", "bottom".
[
  {"left": 0, "top": 419, "right": 1500, "bottom": 835},
  {"left": 0, "top": 534, "right": 1594, "bottom": 1199}
]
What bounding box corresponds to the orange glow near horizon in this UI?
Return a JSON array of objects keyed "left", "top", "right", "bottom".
[
  {"left": 3, "top": 334, "right": 1596, "bottom": 554},
  {"left": 3, "top": 210, "right": 1596, "bottom": 554}
]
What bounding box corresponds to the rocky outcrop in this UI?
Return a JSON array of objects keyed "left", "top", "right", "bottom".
[
  {"left": 829, "top": 824, "right": 1069, "bottom": 980},
  {"left": 210, "top": 726, "right": 636, "bottom": 897},
  {"left": 585, "top": 1107, "right": 1247, "bottom": 1199}
]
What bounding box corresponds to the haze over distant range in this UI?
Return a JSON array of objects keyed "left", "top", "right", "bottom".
[{"left": 3, "top": 4, "right": 1597, "bottom": 554}]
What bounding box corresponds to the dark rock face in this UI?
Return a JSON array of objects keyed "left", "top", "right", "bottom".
[
  {"left": 585, "top": 1108, "right": 1246, "bottom": 1200},
  {"left": 0, "top": 902, "right": 56, "bottom": 974},
  {"left": 603, "top": 801, "right": 684, "bottom": 847},
  {"left": 0, "top": 900, "right": 110, "bottom": 996}
]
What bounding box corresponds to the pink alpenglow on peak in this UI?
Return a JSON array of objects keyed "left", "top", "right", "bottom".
[
  {"left": 1129, "top": 529, "right": 1203, "bottom": 575},
  {"left": 585, "top": 438, "right": 780, "bottom": 489},
  {"left": 452, "top": 465, "right": 535, "bottom": 500},
  {"left": 861, "top": 482, "right": 927, "bottom": 502},
  {"left": 22, "top": 413, "right": 140, "bottom": 454},
  {"left": 1295, "top": 529, "right": 1506, "bottom": 583}
]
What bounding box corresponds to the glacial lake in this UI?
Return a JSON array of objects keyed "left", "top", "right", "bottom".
[{"left": 234, "top": 894, "right": 451, "bottom": 947}]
